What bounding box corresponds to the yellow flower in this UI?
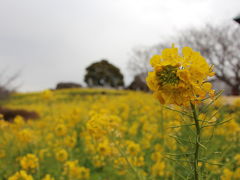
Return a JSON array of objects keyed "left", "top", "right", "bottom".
[
  {"left": 78, "top": 167, "right": 90, "bottom": 179},
  {"left": 63, "top": 160, "right": 79, "bottom": 176},
  {"left": 42, "top": 174, "right": 55, "bottom": 180},
  {"left": 55, "top": 149, "right": 68, "bottom": 162},
  {"left": 154, "top": 144, "right": 164, "bottom": 152},
  {"left": 131, "top": 156, "right": 145, "bottom": 167},
  {"left": 221, "top": 168, "right": 233, "bottom": 180},
  {"left": 92, "top": 155, "right": 105, "bottom": 168},
  {"left": 8, "top": 170, "right": 33, "bottom": 180},
  {"left": 64, "top": 135, "right": 77, "bottom": 148},
  {"left": 0, "top": 149, "right": 5, "bottom": 158},
  {"left": 20, "top": 154, "right": 39, "bottom": 171},
  {"left": 42, "top": 89, "right": 53, "bottom": 100},
  {"left": 54, "top": 124, "right": 67, "bottom": 137},
  {"left": 146, "top": 45, "right": 215, "bottom": 106},
  {"left": 18, "top": 129, "right": 34, "bottom": 144},
  {"left": 97, "top": 141, "right": 111, "bottom": 156},
  {"left": 151, "top": 152, "right": 163, "bottom": 162},
  {"left": 234, "top": 168, "right": 240, "bottom": 179},
  {"left": 151, "top": 161, "right": 165, "bottom": 177},
  {"left": 177, "top": 69, "right": 190, "bottom": 82},
  {"left": 234, "top": 154, "right": 240, "bottom": 165},
  {"left": 114, "top": 157, "right": 128, "bottom": 168},
  {"left": 63, "top": 161, "right": 90, "bottom": 179},
  {"left": 14, "top": 115, "right": 25, "bottom": 126},
  {"left": 86, "top": 113, "right": 121, "bottom": 139},
  {"left": 0, "top": 119, "right": 9, "bottom": 129},
  {"left": 126, "top": 141, "right": 140, "bottom": 156}
]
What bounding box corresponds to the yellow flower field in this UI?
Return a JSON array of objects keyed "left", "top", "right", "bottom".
[{"left": 0, "top": 88, "right": 240, "bottom": 179}]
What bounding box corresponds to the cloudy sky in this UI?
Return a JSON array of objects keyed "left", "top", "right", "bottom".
[{"left": 0, "top": 0, "right": 240, "bottom": 91}]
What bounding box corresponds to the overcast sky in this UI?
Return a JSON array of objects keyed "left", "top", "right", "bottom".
[{"left": 0, "top": 0, "right": 240, "bottom": 92}]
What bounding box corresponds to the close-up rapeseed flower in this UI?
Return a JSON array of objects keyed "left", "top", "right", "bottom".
[{"left": 146, "top": 45, "right": 215, "bottom": 106}]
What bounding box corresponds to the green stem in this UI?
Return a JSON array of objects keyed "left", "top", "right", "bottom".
[{"left": 191, "top": 102, "right": 200, "bottom": 180}]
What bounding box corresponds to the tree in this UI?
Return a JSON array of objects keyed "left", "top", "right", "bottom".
[
  {"left": 84, "top": 60, "right": 124, "bottom": 88},
  {"left": 127, "top": 73, "right": 149, "bottom": 91},
  {"left": 128, "top": 47, "right": 153, "bottom": 76}
]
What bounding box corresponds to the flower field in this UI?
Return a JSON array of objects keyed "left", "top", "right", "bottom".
[{"left": 0, "top": 88, "right": 239, "bottom": 179}]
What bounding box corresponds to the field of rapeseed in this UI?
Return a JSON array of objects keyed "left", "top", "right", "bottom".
[
  {"left": 1, "top": 46, "right": 240, "bottom": 180},
  {"left": 0, "top": 88, "right": 239, "bottom": 180}
]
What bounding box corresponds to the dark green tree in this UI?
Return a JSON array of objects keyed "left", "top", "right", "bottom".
[{"left": 84, "top": 60, "right": 124, "bottom": 88}]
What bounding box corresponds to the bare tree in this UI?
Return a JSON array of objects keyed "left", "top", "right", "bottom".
[
  {"left": 128, "top": 46, "right": 155, "bottom": 76},
  {"left": 0, "top": 68, "right": 20, "bottom": 99}
]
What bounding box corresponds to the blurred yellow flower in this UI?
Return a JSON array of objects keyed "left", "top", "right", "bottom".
[
  {"left": 126, "top": 141, "right": 141, "bottom": 156},
  {"left": 78, "top": 167, "right": 90, "bottom": 179},
  {"left": 151, "top": 152, "right": 163, "bottom": 162},
  {"left": 234, "top": 168, "right": 240, "bottom": 179},
  {"left": 92, "top": 155, "right": 105, "bottom": 168},
  {"left": 64, "top": 135, "right": 77, "bottom": 148},
  {"left": 42, "top": 174, "right": 55, "bottom": 180},
  {"left": 42, "top": 89, "right": 53, "bottom": 100},
  {"left": 221, "top": 168, "right": 233, "bottom": 180},
  {"left": 55, "top": 149, "right": 68, "bottom": 162},
  {"left": 55, "top": 124, "right": 67, "bottom": 137},
  {"left": 63, "top": 160, "right": 90, "bottom": 179},
  {"left": 14, "top": 115, "right": 25, "bottom": 126},
  {"left": 234, "top": 154, "right": 240, "bottom": 165},
  {"left": 20, "top": 154, "right": 39, "bottom": 171},
  {"left": 0, "top": 149, "right": 5, "bottom": 158},
  {"left": 151, "top": 161, "right": 165, "bottom": 177},
  {"left": 18, "top": 129, "right": 34, "bottom": 144},
  {"left": 97, "top": 140, "right": 111, "bottom": 156},
  {"left": 8, "top": 170, "right": 33, "bottom": 180}
]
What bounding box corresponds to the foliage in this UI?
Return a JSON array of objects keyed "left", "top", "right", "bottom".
[
  {"left": 127, "top": 73, "right": 149, "bottom": 92},
  {"left": 84, "top": 60, "right": 124, "bottom": 88}
]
